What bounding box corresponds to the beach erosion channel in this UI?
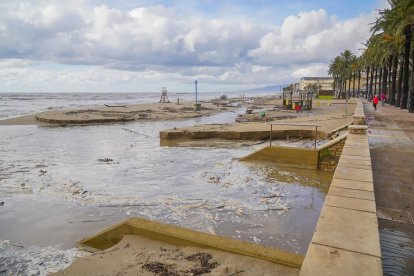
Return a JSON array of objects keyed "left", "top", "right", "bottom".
[{"left": 0, "top": 93, "right": 333, "bottom": 274}]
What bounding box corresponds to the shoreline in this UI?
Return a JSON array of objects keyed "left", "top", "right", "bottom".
[
  {"left": 0, "top": 97, "right": 356, "bottom": 130},
  {"left": 0, "top": 98, "right": 248, "bottom": 126}
]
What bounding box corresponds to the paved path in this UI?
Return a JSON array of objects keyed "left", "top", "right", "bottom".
[{"left": 365, "top": 102, "right": 414, "bottom": 276}]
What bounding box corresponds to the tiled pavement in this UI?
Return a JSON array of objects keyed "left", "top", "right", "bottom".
[{"left": 365, "top": 103, "right": 414, "bottom": 276}]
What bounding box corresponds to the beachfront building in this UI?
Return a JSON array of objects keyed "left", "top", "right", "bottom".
[
  {"left": 298, "top": 77, "right": 334, "bottom": 91},
  {"left": 284, "top": 77, "right": 334, "bottom": 93}
]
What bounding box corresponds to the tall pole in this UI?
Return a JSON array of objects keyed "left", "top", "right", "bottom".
[{"left": 195, "top": 80, "right": 198, "bottom": 104}]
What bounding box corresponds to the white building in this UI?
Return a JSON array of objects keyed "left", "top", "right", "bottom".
[{"left": 299, "top": 77, "right": 334, "bottom": 91}]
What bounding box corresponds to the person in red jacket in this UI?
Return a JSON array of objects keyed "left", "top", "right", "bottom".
[{"left": 373, "top": 95, "right": 379, "bottom": 111}]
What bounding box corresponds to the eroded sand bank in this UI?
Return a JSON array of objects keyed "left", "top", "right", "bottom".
[{"left": 53, "top": 235, "right": 299, "bottom": 276}]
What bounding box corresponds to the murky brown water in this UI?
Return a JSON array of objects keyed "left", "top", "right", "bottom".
[{"left": 0, "top": 111, "right": 332, "bottom": 274}]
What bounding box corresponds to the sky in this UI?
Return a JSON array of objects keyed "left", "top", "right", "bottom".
[{"left": 0, "top": 0, "right": 389, "bottom": 93}]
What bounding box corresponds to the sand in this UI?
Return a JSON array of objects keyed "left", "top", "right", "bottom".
[
  {"left": 0, "top": 99, "right": 238, "bottom": 126},
  {"left": 0, "top": 96, "right": 356, "bottom": 129},
  {"left": 26, "top": 100, "right": 237, "bottom": 126},
  {"left": 53, "top": 235, "right": 299, "bottom": 276}
]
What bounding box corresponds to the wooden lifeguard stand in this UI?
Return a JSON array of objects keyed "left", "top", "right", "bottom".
[{"left": 159, "top": 87, "right": 170, "bottom": 103}]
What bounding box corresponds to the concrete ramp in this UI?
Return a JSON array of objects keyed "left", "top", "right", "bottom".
[{"left": 241, "top": 146, "right": 319, "bottom": 169}]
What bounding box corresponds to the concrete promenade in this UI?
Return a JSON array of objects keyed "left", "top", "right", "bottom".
[{"left": 365, "top": 103, "right": 414, "bottom": 275}]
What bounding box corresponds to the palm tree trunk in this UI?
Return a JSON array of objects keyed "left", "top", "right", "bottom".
[
  {"left": 387, "top": 56, "right": 392, "bottom": 100},
  {"left": 341, "top": 80, "right": 346, "bottom": 99},
  {"left": 409, "top": 25, "right": 414, "bottom": 112},
  {"left": 390, "top": 55, "right": 398, "bottom": 105},
  {"left": 366, "top": 67, "right": 370, "bottom": 98},
  {"left": 352, "top": 71, "right": 356, "bottom": 97},
  {"left": 369, "top": 67, "right": 374, "bottom": 96},
  {"left": 378, "top": 68, "right": 383, "bottom": 95},
  {"left": 374, "top": 68, "right": 379, "bottom": 95},
  {"left": 396, "top": 55, "right": 404, "bottom": 107},
  {"left": 357, "top": 70, "right": 361, "bottom": 97},
  {"left": 382, "top": 67, "right": 388, "bottom": 99},
  {"left": 401, "top": 24, "right": 412, "bottom": 109}
]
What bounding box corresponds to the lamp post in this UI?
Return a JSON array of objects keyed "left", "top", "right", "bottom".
[
  {"left": 194, "top": 80, "right": 201, "bottom": 111},
  {"left": 195, "top": 80, "right": 198, "bottom": 104}
]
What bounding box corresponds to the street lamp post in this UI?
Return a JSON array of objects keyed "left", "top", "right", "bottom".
[
  {"left": 195, "top": 80, "right": 198, "bottom": 105},
  {"left": 194, "top": 80, "right": 201, "bottom": 111}
]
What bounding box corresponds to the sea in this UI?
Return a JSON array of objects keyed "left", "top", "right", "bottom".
[{"left": 0, "top": 91, "right": 331, "bottom": 275}]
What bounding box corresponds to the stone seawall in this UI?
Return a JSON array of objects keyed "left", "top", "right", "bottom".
[
  {"left": 318, "top": 134, "right": 347, "bottom": 171},
  {"left": 300, "top": 99, "right": 382, "bottom": 275}
]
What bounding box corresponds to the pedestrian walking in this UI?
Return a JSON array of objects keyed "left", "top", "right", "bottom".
[
  {"left": 381, "top": 92, "right": 387, "bottom": 107},
  {"left": 373, "top": 95, "right": 379, "bottom": 111}
]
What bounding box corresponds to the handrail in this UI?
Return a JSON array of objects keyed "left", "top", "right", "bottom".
[{"left": 268, "top": 122, "right": 321, "bottom": 149}]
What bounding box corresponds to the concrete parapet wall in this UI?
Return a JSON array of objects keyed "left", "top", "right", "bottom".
[
  {"left": 300, "top": 99, "right": 382, "bottom": 275},
  {"left": 352, "top": 99, "right": 366, "bottom": 125}
]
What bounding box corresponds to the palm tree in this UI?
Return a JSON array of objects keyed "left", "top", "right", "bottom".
[
  {"left": 341, "top": 50, "right": 356, "bottom": 99},
  {"left": 380, "top": 0, "right": 414, "bottom": 110},
  {"left": 368, "top": 0, "right": 413, "bottom": 108},
  {"left": 328, "top": 56, "right": 344, "bottom": 98}
]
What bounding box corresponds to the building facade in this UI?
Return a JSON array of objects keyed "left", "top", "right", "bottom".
[{"left": 299, "top": 77, "right": 334, "bottom": 91}]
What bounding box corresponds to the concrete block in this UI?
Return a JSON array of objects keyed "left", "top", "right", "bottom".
[
  {"left": 331, "top": 178, "right": 373, "bottom": 192},
  {"left": 312, "top": 206, "right": 381, "bottom": 257},
  {"left": 338, "top": 154, "right": 371, "bottom": 161},
  {"left": 341, "top": 147, "right": 370, "bottom": 157},
  {"left": 334, "top": 166, "right": 373, "bottom": 182},
  {"left": 325, "top": 195, "right": 376, "bottom": 213},
  {"left": 346, "top": 135, "right": 368, "bottom": 142},
  {"left": 300, "top": 244, "right": 382, "bottom": 276},
  {"left": 337, "top": 162, "right": 372, "bottom": 170},
  {"left": 328, "top": 186, "right": 375, "bottom": 201},
  {"left": 338, "top": 157, "right": 371, "bottom": 167}
]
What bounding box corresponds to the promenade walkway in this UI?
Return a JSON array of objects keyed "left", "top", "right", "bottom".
[{"left": 365, "top": 103, "right": 414, "bottom": 275}]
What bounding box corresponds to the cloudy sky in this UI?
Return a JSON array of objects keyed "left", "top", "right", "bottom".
[{"left": 0, "top": 0, "right": 388, "bottom": 93}]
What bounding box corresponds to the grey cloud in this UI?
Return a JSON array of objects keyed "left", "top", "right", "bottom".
[
  {"left": 0, "top": 3, "right": 266, "bottom": 70},
  {"left": 0, "top": 1, "right": 375, "bottom": 91}
]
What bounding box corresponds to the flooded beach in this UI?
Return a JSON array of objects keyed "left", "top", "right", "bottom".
[{"left": 0, "top": 93, "right": 332, "bottom": 274}]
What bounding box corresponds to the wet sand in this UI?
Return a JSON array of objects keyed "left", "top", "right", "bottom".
[
  {"left": 0, "top": 114, "right": 48, "bottom": 125},
  {"left": 0, "top": 97, "right": 356, "bottom": 129},
  {"left": 0, "top": 100, "right": 239, "bottom": 126},
  {"left": 53, "top": 235, "right": 299, "bottom": 276}
]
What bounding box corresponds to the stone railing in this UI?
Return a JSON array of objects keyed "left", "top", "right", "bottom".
[{"left": 300, "top": 99, "right": 382, "bottom": 275}]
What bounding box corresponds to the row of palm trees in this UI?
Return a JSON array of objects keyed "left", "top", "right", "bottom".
[{"left": 328, "top": 0, "right": 414, "bottom": 112}]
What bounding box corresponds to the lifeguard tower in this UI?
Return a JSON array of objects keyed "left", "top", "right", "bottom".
[
  {"left": 159, "top": 87, "right": 170, "bottom": 103},
  {"left": 282, "top": 91, "right": 313, "bottom": 111}
]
